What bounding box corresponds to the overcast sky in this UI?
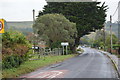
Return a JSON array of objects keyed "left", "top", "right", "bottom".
[{"left": 0, "top": 0, "right": 119, "bottom": 22}]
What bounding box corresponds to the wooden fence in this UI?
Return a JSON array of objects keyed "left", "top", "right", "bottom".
[{"left": 29, "top": 48, "right": 63, "bottom": 60}]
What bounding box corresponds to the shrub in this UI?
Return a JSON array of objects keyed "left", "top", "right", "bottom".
[
  {"left": 68, "top": 49, "right": 72, "bottom": 54},
  {"left": 2, "top": 30, "right": 31, "bottom": 49},
  {"left": 2, "top": 30, "right": 32, "bottom": 69},
  {"left": 12, "top": 44, "right": 29, "bottom": 55},
  {"left": 2, "top": 51, "right": 30, "bottom": 69}
]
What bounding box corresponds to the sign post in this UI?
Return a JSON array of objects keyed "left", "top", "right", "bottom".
[
  {"left": 66, "top": 45, "right": 68, "bottom": 55},
  {"left": 61, "top": 42, "right": 69, "bottom": 55},
  {"left": 63, "top": 46, "right": 64, "bottom": 55}
]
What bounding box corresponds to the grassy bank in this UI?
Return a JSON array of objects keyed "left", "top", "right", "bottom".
[{"left": 3, "top": 54, "right": 76, "bottom": 78}]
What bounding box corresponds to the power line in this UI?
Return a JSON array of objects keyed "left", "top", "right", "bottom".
[{"left": 112, "top": 2, "right": 120, "bottom": 17}]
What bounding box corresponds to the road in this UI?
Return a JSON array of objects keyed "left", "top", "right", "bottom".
[{"left": 21, "top": 47, "right": 118, "bottom": 78}]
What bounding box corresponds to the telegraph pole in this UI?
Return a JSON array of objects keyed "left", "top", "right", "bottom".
[
  {"left": 33, "top": 9, "right": 35, "bottom": 24},
  {"left": 103, "top": 26, "right": 106, "bottom": 51},
  {"left": 110, "top": 15, "right": 113, "bottom": 54},
  {"left": 33, "top": 9, "right": 35, "bottom": 53},
  {"left": 118, "top": 1, "right": 120, "bottom": 55}
]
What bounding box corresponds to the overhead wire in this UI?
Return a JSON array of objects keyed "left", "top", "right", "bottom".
[{"left": 112, "top": 2, "right": 119, "bottom": 17}]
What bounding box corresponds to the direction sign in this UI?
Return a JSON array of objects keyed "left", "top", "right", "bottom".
[
  {"left": 61, "top": 42, "right": 69, "bottom": 55},
  {"left": 61, "top": 42, "right": 69, "bottom": 46}
]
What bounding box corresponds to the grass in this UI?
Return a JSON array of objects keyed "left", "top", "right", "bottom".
[
  {"left": 114, "top": 54, "right": 120, "bottom": 58},
  {"left": 2, "top": 54, "right": 76, "bottom": 78},
  {"left": 112, "top": 52, "right": 120, "bottom": 58}
]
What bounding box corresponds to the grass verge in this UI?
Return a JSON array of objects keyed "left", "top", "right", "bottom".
[
  {"left": 2, "top": 54, "right": 76, "bottom": 78},
  {"left": 117, "top": 55, "right": 120, "bottom": 58}
]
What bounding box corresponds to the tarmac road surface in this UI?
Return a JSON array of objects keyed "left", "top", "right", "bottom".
[{"left": 21, "top": 47, "right": 118, "bottom": 78}]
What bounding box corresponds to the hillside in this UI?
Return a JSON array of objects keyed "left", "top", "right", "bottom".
[
  {"left": 81, "top": 21, "right": 118, "bottom": 43},
  {"left": 5, "top": 21, "right": 118, "bottom": 38},
  {"left": 6, "top": 21, "right": 33, "bottom": 35},
  {"left": 105, "top": 21, "right": 118, "bottom": 37},
  {"left": 7, "top": 21, "right": 33, "bottom": 28}
]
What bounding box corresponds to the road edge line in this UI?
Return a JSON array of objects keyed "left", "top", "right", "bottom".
[{"left": 103, "top": 53, "right": 120, "bottom": 78}]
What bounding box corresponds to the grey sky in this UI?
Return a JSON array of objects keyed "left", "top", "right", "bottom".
[{"left": 0, "top": 0, "right": 119, "bottom": 22}]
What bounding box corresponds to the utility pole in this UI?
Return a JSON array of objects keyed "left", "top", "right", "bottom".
[
  {"left": 33, "top": 9, "right": 35, "bottom": 54},
  {"left": 103, "top": 25, "right": 106, "bottom": 51},
  {"left": 110, "top": 15, "right": 113, "bottom": 54},
  {"left": 33, "top": 9, "right": 35, "bottom": 24},
  {"left": 118, "top": 1, "right": 120, "bottom": 55}
]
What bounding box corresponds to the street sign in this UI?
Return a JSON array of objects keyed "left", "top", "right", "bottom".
[
  {"left": 61, "top": 42, "right": 69, "bottom": 55},
  {"left": 0, "top": 19, "right": 4, "bottom": 33},
  {"left": 61, "top": 42, "right": 69, "bottom": 46}
]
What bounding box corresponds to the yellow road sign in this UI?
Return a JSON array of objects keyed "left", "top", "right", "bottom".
[{"left": 0, "top": 19, "right": 4, "bottom": 33}]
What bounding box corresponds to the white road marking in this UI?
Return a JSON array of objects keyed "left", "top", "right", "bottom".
[
  {"left": 47, "top": 71, "right": 63, "bottom": 78},
  {"left": 36, "top": 73, "right": 50, "bottom": 78},
  {"left": 25, "top": 70, "right": 64, "bottom": 78}
]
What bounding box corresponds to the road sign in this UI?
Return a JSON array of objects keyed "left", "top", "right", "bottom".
[
  {"left": 0, "top": 19, "right": 4, "bottom": 33},
  {"left": 61, "top": 42, "right": 69, "bottom": 46},
  {"left": 61, "top": 42, "right": 69, "bottom": 55}
]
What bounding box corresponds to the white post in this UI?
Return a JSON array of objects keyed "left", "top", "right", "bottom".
[
  {"left": 66, "top": 46, "right": 67, "bottom": 55},
  {"left": 63, "top": 46, "right": 64, "bottom": 55}
]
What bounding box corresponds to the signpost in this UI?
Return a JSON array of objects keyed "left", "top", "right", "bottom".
[{"left": 61, "top": 42, "right": 69, "bottom": 55}]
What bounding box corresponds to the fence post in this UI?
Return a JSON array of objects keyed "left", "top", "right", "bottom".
[
  {"left": 38, "top": 48, "right": 40, "bottom": 58},
  {"left": 58, "top": 48, "right": 59, "bottom": 55}
]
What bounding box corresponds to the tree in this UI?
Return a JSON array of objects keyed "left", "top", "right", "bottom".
[
  {"left": 80, "top": 36, "right": 90, "bottom": 45},
  {"left": 38, "top": 2, "right": 108, "bottom": 46},
  {"left": 105, "top": 34, "right": 118, "bottom": 49},
  {"left": 93, "top": 30, "right": 118, "bottom": 49},
  {"left": 33, "top": 14, "right": 77, "bottom": 49}
]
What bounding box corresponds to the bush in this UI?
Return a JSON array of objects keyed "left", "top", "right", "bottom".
[
  {"left": 76, "top": 48, "right": 82, "bottom": 51},
  {"left": 3, "top": 55, "right": 20, "bottom": 69},
  {"left": 2, "top": 30, "right": 32, "bottom": 69},
  {"left": 118, "top": 55, "right": 120, "bottom": 58},
  {"left": 2, "top": 30, "right": 31, "bottom": 49},
  {"left": 12, "top": 44, "right": 29, "bottom": 55},
  {"left": 2, "top": 52, "right": 29, "bottom": 69},
  {"left": 68, "top": 49, "right": 72, "bottom": 54},
  {"left": 2, "top": 49, "right": 31, "bottom": 69}
]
